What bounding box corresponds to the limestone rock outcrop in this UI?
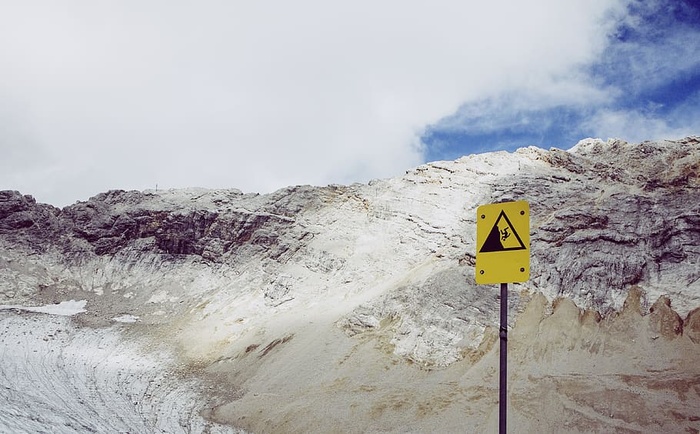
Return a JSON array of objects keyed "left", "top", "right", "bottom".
[
  {"left": 1, "top": 137, "right": 699, "bottom": 365},
  {"left": 1, "top": 137, "right": 699, "bottom": 433}
]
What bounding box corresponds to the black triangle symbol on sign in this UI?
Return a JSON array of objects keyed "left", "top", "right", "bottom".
[{"left": 479, "top": 210, "right": 526, "bottom": 253}]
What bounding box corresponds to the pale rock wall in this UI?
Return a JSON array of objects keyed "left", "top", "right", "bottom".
[{"left": 0, "top": 136, "right": 698, "bottom": 367}]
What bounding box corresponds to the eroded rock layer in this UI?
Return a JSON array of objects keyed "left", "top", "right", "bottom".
[{"left": 0, "top": 136, "right": 699, "bottom": 432}]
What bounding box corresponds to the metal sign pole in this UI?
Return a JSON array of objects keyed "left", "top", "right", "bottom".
[
  {"left": 500, "top": 282, "right": 508, "bottom": 434},
  {"left": 475, "top": 201, "right": 528, "bottom": 433}
]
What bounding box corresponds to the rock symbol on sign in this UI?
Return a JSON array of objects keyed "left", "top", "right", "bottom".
[{"left": 479, "top": 210, "right": 526, "bottom": 253}]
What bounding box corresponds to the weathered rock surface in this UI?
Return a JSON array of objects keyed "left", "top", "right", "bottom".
[
  {"left": 1, "top": 137, "right": 699, "bottom": 360},
  {"left": 0, "top": 136, "right": 699, "bottom": 432}
]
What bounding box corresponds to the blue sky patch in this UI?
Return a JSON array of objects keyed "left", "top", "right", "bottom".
[{"left": 422, "top": 0, "right": 700, "bottom": 160}]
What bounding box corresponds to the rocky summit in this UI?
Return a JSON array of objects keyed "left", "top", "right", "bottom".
[{"left": 1, "top": 137, "right": 699, "bottom": 433}]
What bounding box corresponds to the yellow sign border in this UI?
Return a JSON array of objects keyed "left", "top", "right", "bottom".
[{"left": 475, "top": 201, "right": 530, "bottom": 284}]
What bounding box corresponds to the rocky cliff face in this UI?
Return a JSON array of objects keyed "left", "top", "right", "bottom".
[{"left": 1, "top": 137, "right": 699, "bottom": 432}]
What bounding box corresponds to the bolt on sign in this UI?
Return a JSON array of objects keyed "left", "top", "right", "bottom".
[{"left": 476, "top": 201, "right": 530, "bottom": 284}]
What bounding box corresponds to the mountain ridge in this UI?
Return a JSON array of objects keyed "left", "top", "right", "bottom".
[{"left": 1, "top": 136, "right": 699, "bottom": 432}]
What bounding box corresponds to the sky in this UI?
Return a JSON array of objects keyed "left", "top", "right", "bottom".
[{"left": 1, "top": 0, "right": 699, "bottom": 207}]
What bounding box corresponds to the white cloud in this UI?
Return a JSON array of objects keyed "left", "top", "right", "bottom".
[
  {"left": 593, "top": 2, "right": 700, "bottom": 95},
  {"left": 429, "top": 75, "right": 616, "bottom": 135},
  {"left": 0, "top": 0, "right": 627, "bottom": 206},
  {"left": 583, "top": 108, "right": 700, "bottom": 143}
]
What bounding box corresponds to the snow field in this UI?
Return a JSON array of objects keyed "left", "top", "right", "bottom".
[{"left": 0, "top": 311, "right": 241, "bottom": 434}]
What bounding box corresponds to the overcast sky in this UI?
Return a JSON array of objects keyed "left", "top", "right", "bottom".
[{"left": 1, "top": 0, "right": 699, "bottom": 207}]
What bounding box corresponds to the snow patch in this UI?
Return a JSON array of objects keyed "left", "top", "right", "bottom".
[
  {"left": 148, "top": 290, "right": 169, "bottom": 304},
  {"left": 112, "top": 314, "right": 140, "bottom": 323},
  {"left": 0, "top": 300, "right": 87, "bottom": 316},
  {"left": 0, "top": 314, "right": 239, "bottom": 433}
]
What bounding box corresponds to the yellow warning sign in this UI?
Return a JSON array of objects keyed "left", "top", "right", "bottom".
[{"left": 476, "top": 201, "right": 530, "bottom": 284}]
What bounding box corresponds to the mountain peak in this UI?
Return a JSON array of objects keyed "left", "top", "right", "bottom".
[{"left": 1, "top": 137, "right": 699, "bottom": 432}]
